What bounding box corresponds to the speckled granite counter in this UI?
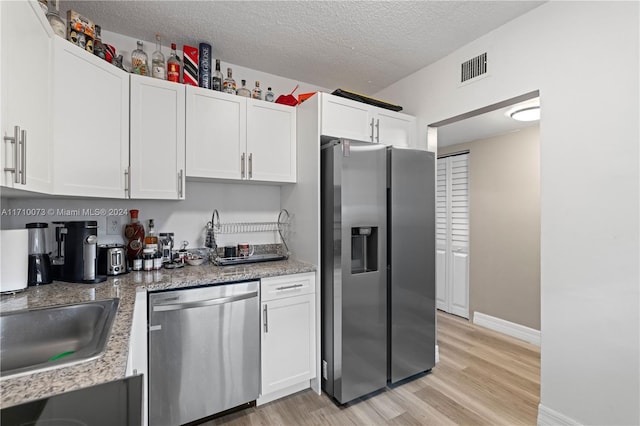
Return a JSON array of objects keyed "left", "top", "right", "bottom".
[{"left": 0, "top": 258, "right": 315, "bottom": 408}]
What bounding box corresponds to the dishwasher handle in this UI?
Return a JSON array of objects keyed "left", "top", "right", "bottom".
[{"left": 152, "top": 291, "right": 258, "bottom": 312}]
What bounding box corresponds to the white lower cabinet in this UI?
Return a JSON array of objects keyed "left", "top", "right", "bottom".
[{"left": 259, "top": 272, "right": 316, "bottom": 405}]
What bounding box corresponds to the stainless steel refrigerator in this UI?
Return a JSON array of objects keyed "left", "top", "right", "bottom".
[{"left": 320, "top": 138, "right": 435, "bottom": 404}]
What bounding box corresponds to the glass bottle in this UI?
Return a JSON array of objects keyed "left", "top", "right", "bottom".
[
  {"left": 236, "top": 79, "right": 251, "bottom": 97},
  {"left": 46, "top": 0, "right": 65, "bottom": 39},
  {"left": 211, "top": 59, "right": 224, "bottom": 91},
  {"left": 113, "top": 54, "right": 127, "bottom": 72},
  {"left": 167, "top": 43, "right": 181, "bottom": 83},
  {"left": 223, "top": 68, "right": 236, "bottom": 95},
  {"left": 124, "top": 209, "right": 145, "bottom": 264},
  {"left": 252, "top": 81, "right": 263, "bottom": 100},
  {"left": 93, "top": 25, "right": 106, "bottom": 61},
  {"left": 144, "top": 219, "right": 159, "bottom": 253},
  {"left": 265, "top": 87, "right": 275, "bottom": 102},
  {"left": 151, "top": 34, "right": 166, "bottom": 80},
  {"left": 132, "top": 41, "right": 149, "bottom": 76}
]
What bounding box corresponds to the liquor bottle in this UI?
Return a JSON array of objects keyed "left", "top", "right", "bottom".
[
  {"left": 124, "top": 210, "right": 145, "bottom": 263},
  {"left": 265, "top": 87, "right": 275, "bottom": 102},
  {"left": 211, "top": 59, "right": 223, "bottom": 91},
  {"left": 144, "top": 219, "right": 159, "bottom": 253},
  {"left": 167, "top": 43, "right": 182, "bottom": 83},
  {"left": 223, "top": 68, "right": 237, "bottom": 95},
  {"left": 152, "top": 34, "right": 166, "bottom": 80},
  {"left": 132, "top": 41, "right": 149, "bottom": 76},
  {"left": 93, "top": 25, "right": 106, "bottom": 60},
  {"left": 46, "top": 0, "right": 65, "bottom": 39},
  {"left": 237, "top": 79, "right": 251, "bottom": 97},
  {"left": 252, "top": 81, "right": 263, "bottom": 100}
]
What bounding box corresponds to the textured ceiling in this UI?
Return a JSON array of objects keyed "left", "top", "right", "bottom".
[{"left": 59, "top": 1, "right": 544, "bottom": 94}]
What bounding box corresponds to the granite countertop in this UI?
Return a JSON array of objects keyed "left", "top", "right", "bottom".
[{"left": 0, "top": 258, "right": 315, "bottom": 408}]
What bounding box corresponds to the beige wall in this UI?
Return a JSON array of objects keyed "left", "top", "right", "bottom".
[{"left": 439, "top": 125, "right": 540, "bottom": 330}]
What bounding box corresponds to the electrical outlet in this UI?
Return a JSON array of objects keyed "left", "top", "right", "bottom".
[{"left": 106, "top": 216, "right": 121, "bottom": 235}]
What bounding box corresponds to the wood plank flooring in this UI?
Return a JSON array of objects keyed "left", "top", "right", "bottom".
[{"left": 203, "top": 311, "right": 540, "bottom": 425}]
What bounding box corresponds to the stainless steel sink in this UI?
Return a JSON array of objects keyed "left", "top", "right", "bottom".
[{"left": 0, "top": 298, "right": 119, "bottom": 379}]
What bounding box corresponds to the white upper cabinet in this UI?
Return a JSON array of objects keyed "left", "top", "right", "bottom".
[
  {"left": 130, "top": 75, "right": 186, "bottom": 199},
  {"left": 246, "top": 98, "right": 296, "bottom": 183},
  {"left": 186, "top": 87, "right": 296, "bottom": 183},
  {"left": 320, "top": 93, "right": 416, "bottom": 148},
  {"left": 186, "top": 87, "right": 246, "bottom": 180},
  {"left": 320, "top": 95, "right": 372, "bottom": 142},
  {"left": 1, "top": 0, "right": 53, "bottom": 193},
  {"left": 51, "top": 37, "right": 129, "bottom": 198}
]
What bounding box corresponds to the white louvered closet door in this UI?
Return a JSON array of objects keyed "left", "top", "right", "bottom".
[{"left": 436, "top": 153, "right": 470, "bottom": 318}]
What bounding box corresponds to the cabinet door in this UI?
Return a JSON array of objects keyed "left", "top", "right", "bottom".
[
  {"left": 261, "top": 293, "right": 315, "bottom": 396},
  {"left": 130, "top": 75, "right": 185, "bottom": 199},
  {"left": 246, "top": 99, "right": 296, "bottom": 183},
  {"left": 375, "top": 109, "right": 416, "bottom": 148},
  {"left": 186, "top": 87, "right": 245, "bottom": 180},
  {"left": 1, "top": 1, "right": 53, "bottom": 192},
  {"left": 51, "top": 37, "right": 129, "bottom": 198},
  {"left": 321, "top": 94, "right": 373, "bottom": 142}
]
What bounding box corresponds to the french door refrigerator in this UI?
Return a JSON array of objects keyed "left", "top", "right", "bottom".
[{"left": 320, "top": 138, "right": 435, "bottom": 404}]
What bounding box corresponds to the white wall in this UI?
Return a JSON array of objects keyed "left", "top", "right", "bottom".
[
  {"left": 1, "top": 181, "right": 282, "bottom": 253},
  {"left": 376, "top": 2, "right": 639, "bottom": 425}
]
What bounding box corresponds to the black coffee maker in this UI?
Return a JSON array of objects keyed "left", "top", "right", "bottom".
[
  {"left": 52, "top": 221, "right": 107, "bottom": 284},
  {"left": 26, "top": 223, "right": 52, "bottom": 286}
]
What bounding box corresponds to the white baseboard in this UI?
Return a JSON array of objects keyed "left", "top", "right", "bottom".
[
  {"left": 256, "top": 381, "right": 310, "bottom": 406},
  {"left": 473, "top": 311, "right": 540, "bottom": 346},
  {"left": 435, "top": 344, "right": 440, "bottom": 363},
  {"left": 537, "top": 404, "right": 582, "bottom": 426}
]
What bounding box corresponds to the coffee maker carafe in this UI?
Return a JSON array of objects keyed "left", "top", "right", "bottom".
[
  {"left": 26, "top": 222, "right": 52, "bottom": 286},
  {"left": 53, "top": 221, "right": 106, "bottom": 283}
]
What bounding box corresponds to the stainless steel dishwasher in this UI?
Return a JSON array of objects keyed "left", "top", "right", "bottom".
[{"left": 148, "top": 281, "right": 260, "bottom": 426}]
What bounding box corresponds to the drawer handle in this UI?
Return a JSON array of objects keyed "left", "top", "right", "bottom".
[
  {"left": 263, "top": 304, "right": 268, "bottom": 333},
  {"left": 276, "top": 283, "right": 304, "bottom": 291}
]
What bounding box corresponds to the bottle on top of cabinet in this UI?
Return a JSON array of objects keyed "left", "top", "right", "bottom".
[
  {"left": 237, "top": 79, "right": 251, "bottom": 97},
  {"left": 152, "top": 34, "right": 166, "bottom": 80},
  {"left": 211, "top": 59, "right": 223, "bottom": 91},
  {"left": 132, "top": 41, "right": 149, "bottom": 76},
  {"left": 265, "top": 87, "right": 275, "bottom": 102},
  {"left": 252, "top": 81, "right": 263, "bottom": 100},
  {"left": 223, "top": 68, "right": 236, "bottom": 94},
  {"left": 93, "top": 25, "right": 106, "bottom": 60},
  {"left": 167, "top": 43, "right": 182, "bottom": 83}
]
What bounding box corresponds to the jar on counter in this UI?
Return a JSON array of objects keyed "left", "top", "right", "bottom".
[
  {"left": 143, "top": 248, "right": 154, "bottom": 271},
  {"left": 153, "top": 252, "right": 163, "bottom": 270},
  {"left": 132, "top": 254, "right": 143, "bottom": 271}
]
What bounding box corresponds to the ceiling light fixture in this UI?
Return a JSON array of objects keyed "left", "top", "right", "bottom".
[{"left": 510, "top": 106, "right": 540, "bottom": 122}]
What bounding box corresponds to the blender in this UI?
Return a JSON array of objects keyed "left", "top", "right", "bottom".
[{"left": 26, "top": 222, "right": 52, "bottom": 285}]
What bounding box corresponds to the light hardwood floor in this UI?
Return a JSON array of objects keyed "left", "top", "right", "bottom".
[{"left": 204, "top": 311, "right": 540, "bottom": 425}]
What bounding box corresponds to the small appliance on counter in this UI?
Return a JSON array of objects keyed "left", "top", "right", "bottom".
[
  {"left": 26, "top": 222, "right": 53, "bottom": 286},
  {"left": 0, "top": 229, "right": 29, "bottom": 294},
  {"left": 97, "top": 244, "right": 127, "bottom": 276},
  {"left": 52, "top": 221, "right": 107, "bottom": 284}
]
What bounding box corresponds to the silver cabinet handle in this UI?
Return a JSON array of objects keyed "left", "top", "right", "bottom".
[
  {"left": 124, "top": 168, "right": 129, "bottom": 195},
  {"left": 276, "top": 283, "right": 303, "bottom": 291},
  {"left": 19, "top": 129, "right": 26, "bottom": 184},
  {"left": 4, "top": 125, "right": 19, "bottom": 183},
  {"left": 152, "top": 291, "right": 258, "bottom": 312},
  {"left": 178, "top": 169, "right": 184, "bottom": 198},
  {"left": 263, "top": 304, "right": 268, "bottom": 333},
  {"left": 375, "top": 119, "right": 380, "bottom": 143},
  {"left": 248, "top": 153, "right": 253, "bottom": 179},
  {"left": 370, "top": 118, "right": 375, "bottom": 142},
  {"left": 241, "top": 153, "right": 245, "bottom": 179}
]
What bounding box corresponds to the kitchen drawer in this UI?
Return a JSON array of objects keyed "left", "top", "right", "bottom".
[{"left": 261, "top": 272, "right": 315, "bottom": 302}]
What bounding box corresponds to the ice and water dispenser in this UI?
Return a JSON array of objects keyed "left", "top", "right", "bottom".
[{"left": 351, "top": 226, "right": 378, "bottom": 274}]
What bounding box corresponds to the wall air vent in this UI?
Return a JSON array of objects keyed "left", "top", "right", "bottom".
[{"left": 460, "top": 52, "right": 487, "bottom": 83}]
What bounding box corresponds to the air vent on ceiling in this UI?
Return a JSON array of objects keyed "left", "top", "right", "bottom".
[{"left": 461, "top": 52, "right": 487, "bottom": 83}]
